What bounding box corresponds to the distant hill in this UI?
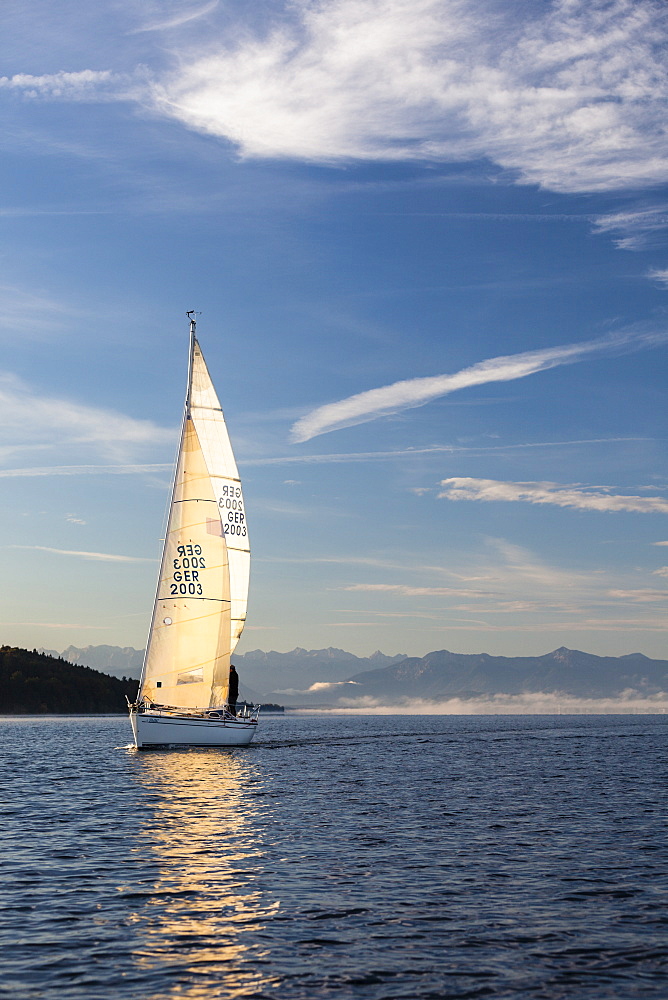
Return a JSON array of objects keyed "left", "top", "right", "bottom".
[{"left": 0, "top": 646, "right": 138, "bottom": 714}]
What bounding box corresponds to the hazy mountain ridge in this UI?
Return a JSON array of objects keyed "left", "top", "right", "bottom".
[
  {"left": 34, "top": 643, "right": 668, "bottom": 706},
  {"left": 39, "top": 644, "right": 144, "bottom": 679},
  {"left": 38, "top": 644, "right": 408, "bottom": 690},
  {"left": 235, "top": 647, "right": 407, "bottom": 692},
  {"left": 343, "top": 647, "right": 668, "bottom": 704}
]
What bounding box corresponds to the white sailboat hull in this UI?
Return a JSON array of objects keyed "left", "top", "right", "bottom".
[{"left": 130, "top": 710, "right": 258, "bottom": 748}]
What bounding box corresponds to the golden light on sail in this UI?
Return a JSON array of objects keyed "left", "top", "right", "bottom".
[{"left": 141, "top": 419, "right": 232, "bottom": 709}]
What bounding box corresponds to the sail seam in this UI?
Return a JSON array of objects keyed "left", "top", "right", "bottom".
[{"left": 158, "top": 597, "right": 231, "bottom": 603}]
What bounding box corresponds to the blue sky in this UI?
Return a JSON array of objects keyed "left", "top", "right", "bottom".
[{"left": 1, "top": 0, "right": 667, "bottom": 659}]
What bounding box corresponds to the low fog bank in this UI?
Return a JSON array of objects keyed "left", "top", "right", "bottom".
[{"left": 290, "top": 691, "right": 668, "bottom": 715}]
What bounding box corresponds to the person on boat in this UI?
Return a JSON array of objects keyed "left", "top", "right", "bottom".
[{"left": 227, "top": 665, "right": 239, "bottom": 717}]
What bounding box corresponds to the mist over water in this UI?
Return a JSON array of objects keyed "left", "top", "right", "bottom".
[{"left": 1, "top": 714, "right": 666, "bottom": 998}]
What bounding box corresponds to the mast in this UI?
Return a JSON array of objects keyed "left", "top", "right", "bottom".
[{"left": 185, "top": 310, "right": 198, "bottom": 415}]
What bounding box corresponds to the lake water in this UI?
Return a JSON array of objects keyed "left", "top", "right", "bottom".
[{"left": 0, "top": 713, "right": 666, "bottom": 999}]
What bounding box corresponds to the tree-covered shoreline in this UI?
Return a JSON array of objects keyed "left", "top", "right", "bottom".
[{"left": 0, "top": 646, "right": 138, "bottom": 714}]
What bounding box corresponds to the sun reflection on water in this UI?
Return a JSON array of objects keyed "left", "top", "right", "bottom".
[{"left": 128, "top": 749, "right": 278, "bottom": 998}]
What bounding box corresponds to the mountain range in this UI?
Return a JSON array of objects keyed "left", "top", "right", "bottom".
[{"left": 37, "top": 643, "right": 668, "bottom": 706}]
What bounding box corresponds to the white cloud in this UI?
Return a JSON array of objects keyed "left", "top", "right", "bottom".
[
  {"left": 304, "top": 535, "right": 668, "bottom": 640},
  {"left": 11, "top": 545, "right": 155, "bottom": 563},
  {"left": 648, "top": 268, "right": 668, "bottom": 287},
  {"left": 290, "top": 330, "right": 666, "bottom": 442},
  {"left": 0, "top": 284, "right": 84, "bottom": 335},
  {"left": 608, "top": 588, "right": 667, "bottom": 601},
  {"left": 244, "top": 437, "right": 649, "bottom": 466},
  {"left": 342, "top": 583, "right": 485, "bottom": 597},
  {"left": 6, "top": 2, "right": 667, "bottom": 194},
  {"left": 439, "top": 477, "right": 668, "bottom": 513},
  {"left": 131, "top": 1, "right": 219, "bottom": 34},
  {"left": 0, "top": 372, "right": 174, "bottom": 460},
  {"left": 275, "top": 680, "right": 360, "bottom": 694},
  {"left": 0, "top": 620, "right": 111, "bottom": 630},
  {"left": 65, "top": 514, "right": 86, "bottom": 525},
  {"left": 0, "top": 464, "right": 171, "bottom": 478},
  {"left": 592, "top": 208, "right": 668, "bottom": 250},
  {"left": 147, "top": 0, "right": 668, "bottom": 192},
  {"left": 0, "top": 70, "right": 115, "bottom": 99}
]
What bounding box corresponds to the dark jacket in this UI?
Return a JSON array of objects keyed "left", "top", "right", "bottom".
[{"left": 228, "top": 667, "right": 239, "bottom": 703}]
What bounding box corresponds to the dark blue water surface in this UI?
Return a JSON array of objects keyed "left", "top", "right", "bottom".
[{"left": 0, "top": 714, "right": 666, "bottom": 999}]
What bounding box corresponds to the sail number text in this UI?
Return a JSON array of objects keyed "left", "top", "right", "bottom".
[
  {"left": 218, "top": 488, "right": 247, "bottom": 537},
  {"left": 170, "top": 543, "right": 205, "bottom": 595}
]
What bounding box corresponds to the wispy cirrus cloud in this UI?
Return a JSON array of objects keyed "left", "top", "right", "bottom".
[
  {"left": 147, "top": 0, "right": 668, "bottom": 192},
  {"left": 11, "top": 545, "right": 155, "bottom": 563},
  {"left": 318, "top": 537, "right": 667, "bottom": 641},
  {"left": 439, "top": 478, "right": 668, "bottom": 513},
  {"left": 342, "top": 583, "right": 486, "bottom": 598},
  {"left": 130, "top": 0, "right": 219, "bottom": 34},
  {"left": 290, "top": 330, "right": 666, "bottom": 442},
  {"left": 0, "top": 620, "right": 111, "bottom": 630},
  {"left": 0, "top": 464, "right": 171, "bottom": 478},
  {"left": 0, "top": 70, "right": 117, "bottom": 99},
  {"left": 0, "top": 372, "right": 174, "bottom": 461},
  {"left": 0, "top": 284, "right": 84, "bottom": 336},
  {"left": 592, "top": 207, "right": 668, "bottom": 251},
  {"left": 648, "top": 268, "right": 668, "bottom": 287},
  {"left": 608, "top": 588, "right": 667, "bottom": 601},
  {"left": 245, "top": 437, "right": 648, "bottom": 466}
]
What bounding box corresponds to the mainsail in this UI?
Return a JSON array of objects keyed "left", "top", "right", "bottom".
[{"left": 138, "top": 320, "right": 250, "bottom": 710}]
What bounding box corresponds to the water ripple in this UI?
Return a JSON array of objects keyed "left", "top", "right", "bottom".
[{"left": 0, "top": 714, "right": 666, "bottom": 998}]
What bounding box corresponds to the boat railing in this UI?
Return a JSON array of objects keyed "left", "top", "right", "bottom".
[{"left": 133, "top": 698, "right": 260, "bottom": 723}]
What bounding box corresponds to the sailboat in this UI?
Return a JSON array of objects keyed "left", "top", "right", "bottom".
[{"left": 129, "top": 313, "right": 259, "bottom": 748}]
